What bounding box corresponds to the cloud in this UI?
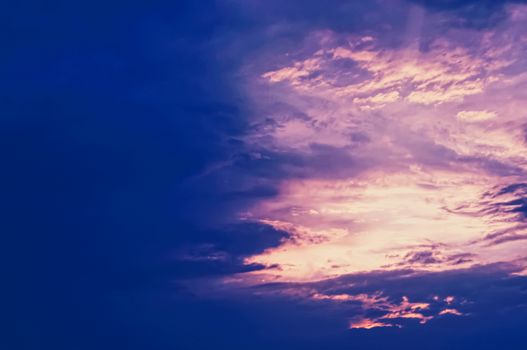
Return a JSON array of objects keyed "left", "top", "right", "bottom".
[
  {"left": 349, "top": 318, "right": 397, "bottom": 329},
  {"left": 171, "top": 222, "right": 292, "bottom": 278},
  {"left": 11, "top": 0, "right": 527, "bottom": 349},
  {"left": 261, "top": 34, "right": 508, "bottom": 107},
  {"left": 193, "top": 264, "right": 524, "bottom": 339},
  {"left": 457, "top": 110, "right": 498, "bottom": 122},
  {"left": 236, "top": 2, "right": 527, "bottom": 286},
  {"left": 439, "top": 308, "right": 463, "bottom": 316},
  {"left": 409, "top": 0, "right": 527, "bottom": 29}
]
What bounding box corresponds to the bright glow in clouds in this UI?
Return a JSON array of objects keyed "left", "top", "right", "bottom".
[
  {"left": 243, "top": 173, "right": 527, "bottom": 281},
  {"left": 230, "top": 3, "right": 527, "bottom": 328}
]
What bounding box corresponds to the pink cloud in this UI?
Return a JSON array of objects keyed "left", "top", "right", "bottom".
[{"left": 227, "top": 2, "right": 527, "bottom": 331}]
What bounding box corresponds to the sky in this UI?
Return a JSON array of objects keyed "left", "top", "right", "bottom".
[{"left": 4, "top": 0, "right": 527, "bottom": 349}]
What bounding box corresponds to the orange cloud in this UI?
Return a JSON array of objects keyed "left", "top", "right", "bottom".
[
  {"left": 350, "top": 319, "right": 396, "bottom": 329},
  {"left": 439, "top": 309, "right": 463, "bottom": 316}
]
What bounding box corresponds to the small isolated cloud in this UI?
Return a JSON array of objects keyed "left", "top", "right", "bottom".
[
  {"left": 456, "top": 110, "right": 497, "bottom": 122},
  {"left": 439, "top": 308, "right": 463, "bottom": 316},
  {"left": 350, "top": 318, "right": 398, "bottom": 329}
]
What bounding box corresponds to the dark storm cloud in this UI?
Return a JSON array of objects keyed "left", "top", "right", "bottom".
[
  {"left": 391, "top": 250, "right": 475, "bottom": 267},
  {"left": 233, "top": 0, "right": 408, "bottom": 33},
  {"left": 410, "top": 0, "right": 527, "bottom": 28},
  {"left": 2, "top": 1, "right": 289, "bottom": 348},
  {"left": 171, "top": 222, "right": 290, "bottom": 278},
  {"left": 226, "top": 143, "right": 367, "bottom": 181},
  {"left": 404, "top": 250, "right": 442, "bottom": 264},
  {"left": 411, "top": 0, "right": 527, "bottom": 10},
  {"left": 475, "top": 183, "right": 527, "bottom": 247},
  {"left": 244, "top": 143, "right": 371, "bottom": 179}
]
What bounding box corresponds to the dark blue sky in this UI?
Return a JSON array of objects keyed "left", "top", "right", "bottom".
[{"left": 4, "top": 1, "right": 527, "bottom": 349}]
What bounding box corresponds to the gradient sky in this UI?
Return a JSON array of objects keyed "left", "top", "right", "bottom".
[{"left": 6, "top": 1, "right": 527, "bottom": 349}]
